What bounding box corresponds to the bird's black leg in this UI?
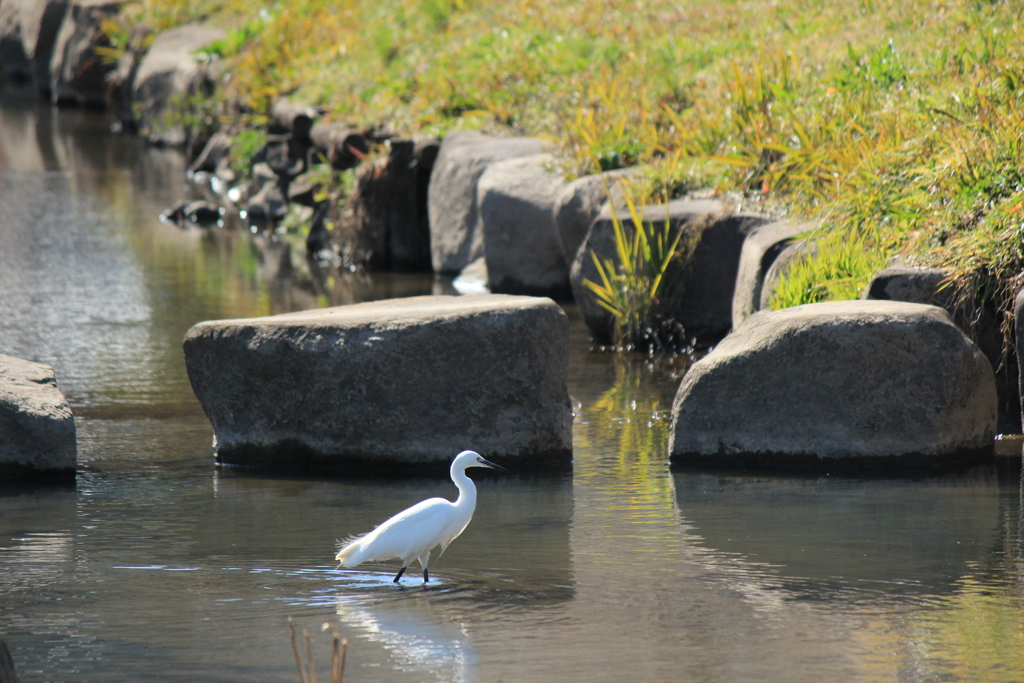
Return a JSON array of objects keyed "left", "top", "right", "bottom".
[
  {"left": 393, "top": 566, "right": 406, "bottom": 583},
  {"left": 423, "top": 568, "right": 429, "bottom": 583}
]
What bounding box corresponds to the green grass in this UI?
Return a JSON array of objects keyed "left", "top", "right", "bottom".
[
  {"left": 135, "top": 0, "right": 1024, "bottom": 346},
  {"left": 228, "top": 127, "right": 266, "bottom": 176}
]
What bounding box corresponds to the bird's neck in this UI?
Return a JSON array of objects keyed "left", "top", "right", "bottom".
[{"left": 451, "top": 467, "right": 478, "bottom": 511}]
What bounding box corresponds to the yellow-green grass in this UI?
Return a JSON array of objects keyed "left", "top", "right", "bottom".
[
  {"left": 134, "top": 0, "right": 1024, "bottom": 343},
  {"left": 583, "top": 190, "right": 691, "bottom": 351}
]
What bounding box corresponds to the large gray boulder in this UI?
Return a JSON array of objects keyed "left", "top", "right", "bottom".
[
  {"left": 865, "top": 265, "right": 1020, "bottom": 434},
  {"left": 670, "top": 300, "right": 997, "bottom": 472},
  {"left": 479, "top": 154, "right": 571, "bottom": 299},
  {"left": 570, "top": 198, "right": 767, "bottom": 343},
  {"left": 50, "top": 0, "right": 119, "bottom": 106},
  {"left": 0, "top": 0, "right": 68, "bottom": 91},
  {"left": 132, "top": 24, "right": 226, "bottom": 146},
  {"left": 183, "top": 294, "right": 573, "bottom": 473},
  {"left": 0, "top": 354, "right": 76, "bottom": 479},
  {"left": 427, "top": 131, "right": 548, "bottom": 274},
  {"left": 732, "top": 220, "right": 813, "bottom": 327},
  {"left": 552, "top": 169, "right": 631, "bottom": 265}
]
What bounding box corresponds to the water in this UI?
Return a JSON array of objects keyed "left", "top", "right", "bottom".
[{"left": 0, "top": 91, "right": 1022, "bottom": 683}]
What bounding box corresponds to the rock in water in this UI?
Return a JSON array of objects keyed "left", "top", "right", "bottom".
[
  {"left": 669, "top": 300, "right": 997, "bottom": 472},
  {"left": 427, "top": 131, "right": 547, "bottom": 275},
  {"left": 49, "top": 0, "right": 119, "bottom": 106},
  {"left": 0, "top": 0, "right": 68, "bottom": 91},
  {"left": 183, "top": 294, "right": 573, "bottom": 473},
  {"left": 0, "top": 354, "right": 76, "bottom": 480},
  {"left": 479, "top": 154, "right": 570, "bottom": 299}
]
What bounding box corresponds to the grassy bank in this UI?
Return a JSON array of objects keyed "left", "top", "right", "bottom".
[{"left": 132, "top": 0, "right": 1024, "bottom": 339}]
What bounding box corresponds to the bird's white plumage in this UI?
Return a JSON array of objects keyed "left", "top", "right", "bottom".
[{"left": 335, "top": 450, "right": 505, "bottom": 583}]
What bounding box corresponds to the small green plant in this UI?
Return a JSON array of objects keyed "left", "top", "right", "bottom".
[
  {"left": 160, "top": 89, "right": 221, "bottom": 140},
  {"left": 229, "top": 128, "right": 268, "bottom": 177},
  {"left": 95, "top": 15, "right": 135, "bottom": 65},
  {"left": 583, "top": 185, "right": 693, "bottom": 352},
  {"left": 834, "top": 39, "right": 908, "bottom": 91},
  {"left": 767, "top": 227, "right": 887, "bottom": 309},
  {"left": 279, "top": 204, "right": 315, "bottom": 236},
  {"left": 302, "top": 162, "right": 354, "bottom": 203}
]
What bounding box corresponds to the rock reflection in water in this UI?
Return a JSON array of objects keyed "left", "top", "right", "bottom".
[
  {"left": 673, "top": 468, "right": 1007, "bottom": 595},
  {"left": 0, "top": 485, "right": 76, "bottom": 591}
]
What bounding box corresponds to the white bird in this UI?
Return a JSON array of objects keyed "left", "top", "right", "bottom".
[{"left": 335, "top": 450, "right": 507, "bottom": 584}]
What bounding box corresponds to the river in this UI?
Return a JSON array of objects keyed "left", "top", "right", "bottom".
[{"left": 0, "top": 87, "right": 1021, "bottom": 682}]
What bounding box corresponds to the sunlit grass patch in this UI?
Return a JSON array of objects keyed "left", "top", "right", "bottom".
[{"left": 129, "top": 0, "right": 1024, "bottom": 348}]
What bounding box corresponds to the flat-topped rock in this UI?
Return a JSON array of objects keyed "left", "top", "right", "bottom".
[
  {"left": 0, "top": 354, "right": 77, "bottom": 479},
  {"left": 670, "top": 300, "right": 997, "bottom": 472},
  {"left": 183, "top": 295, "right": 572, "bottom": 473}
]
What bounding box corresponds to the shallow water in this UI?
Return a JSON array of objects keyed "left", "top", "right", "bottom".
[{"left": 1, "top": 92, "right": 1022, "bottom": 683}]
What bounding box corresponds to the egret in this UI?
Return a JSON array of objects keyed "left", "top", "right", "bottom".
[{"left": 335, "top": 450, "right": 507, "bottom": 584}]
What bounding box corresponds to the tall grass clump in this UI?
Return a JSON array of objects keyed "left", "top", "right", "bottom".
[{"left": 583, "top": 187, "right": 696, "bottom": 352}]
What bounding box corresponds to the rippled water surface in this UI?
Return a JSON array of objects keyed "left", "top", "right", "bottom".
[{"left": 1, "top": 92, "right": 1022, "bottom": 682}]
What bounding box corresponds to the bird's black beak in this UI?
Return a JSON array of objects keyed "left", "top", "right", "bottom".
[{"left": 480, "top": 458, "right": 508, "bottom": 472}]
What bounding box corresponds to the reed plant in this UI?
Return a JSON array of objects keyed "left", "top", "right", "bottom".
[
  {"left": 583, "top": 184, "right": 694, "bottom": 352},
  {"left": 289, "top": 617, "right": 347, "bottom": 683}
]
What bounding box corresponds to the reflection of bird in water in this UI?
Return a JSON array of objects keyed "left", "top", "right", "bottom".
[
  {"left": 334, "top": 595, "right": 478, "bottom": 682},
  {"left": 335, "top": 451, "right": 507, "bottom": 584}
]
